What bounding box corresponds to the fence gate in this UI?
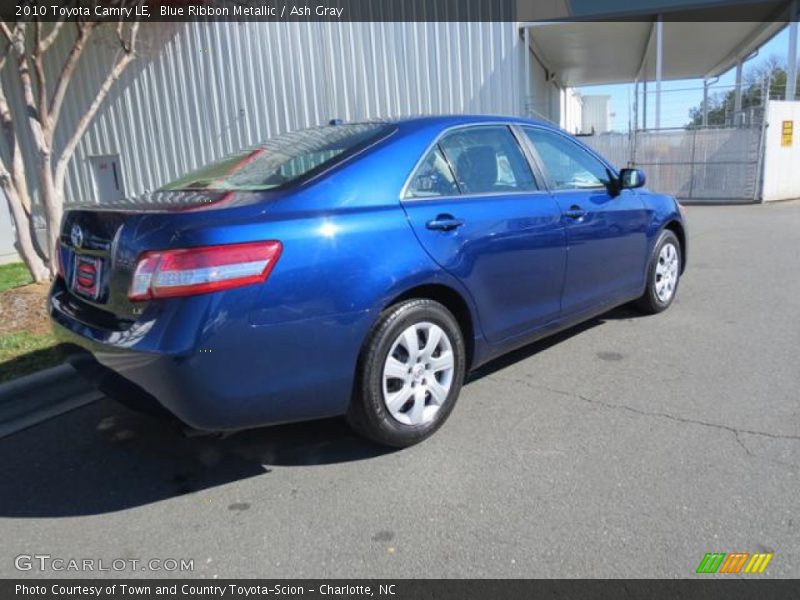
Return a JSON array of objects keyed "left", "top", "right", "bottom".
[{"left": 581, "top": 124, "right": 765, "bottom": 203}]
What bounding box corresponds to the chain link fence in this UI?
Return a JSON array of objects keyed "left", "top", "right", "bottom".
[{"left": 581, "top": 120, "right": 765, "bottom": 202}]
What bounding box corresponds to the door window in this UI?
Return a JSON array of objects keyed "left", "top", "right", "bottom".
[
  {"left": 405, "top": 146, "right": 460, "bottom": 198},
  {"left": 439, "top": 126, "right": 537, "bottom": 194},
  {"left": 522, "top": 127, "right": 612, "bottom": 191}
]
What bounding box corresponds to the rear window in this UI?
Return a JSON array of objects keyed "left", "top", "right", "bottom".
[{"left": 160, "top": 123, "right": 393, "bottom": 191}]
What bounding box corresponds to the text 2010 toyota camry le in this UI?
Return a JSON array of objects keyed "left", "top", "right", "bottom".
[{"left": 50, "top": 116, "right": 686, "bottom": 447}]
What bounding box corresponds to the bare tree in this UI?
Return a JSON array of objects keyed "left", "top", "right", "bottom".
[{"left": 0, "top": 13, "right": 141, "bottom": 281}]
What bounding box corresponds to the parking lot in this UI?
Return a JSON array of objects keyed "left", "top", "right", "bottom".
[{"left": 0, "top": 200, "right": 798, "bottom": 578}]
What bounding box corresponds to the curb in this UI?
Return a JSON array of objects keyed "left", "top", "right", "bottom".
[{"left": 0, "top": 363, "right": 102, "bottom": 439}]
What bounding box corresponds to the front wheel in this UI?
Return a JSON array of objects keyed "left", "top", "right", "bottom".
[
  {"left": 347, "top": 299, "right": 466, "bottom": 447},
  {"left": 635, "top": 229, "right": 682, "bottom": 314}
]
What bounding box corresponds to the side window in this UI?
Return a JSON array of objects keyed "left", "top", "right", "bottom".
[
  {"left": 439, "top": 126, "right": 537, "bottom": 194},
  {"left": 405, "top": 146, "right": 460, "bottom": 198},
  {"left": 440, "top": 125, "right": 537, "bottom": 194},
  {"left": 522, "top": 127, "right": 611, "bottom": 191}
]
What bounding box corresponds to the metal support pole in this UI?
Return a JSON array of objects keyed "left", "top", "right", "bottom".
[
  {"left": 702, "top": 79, "right": 709, "bottom": 127},
  {"left": 655, "top": 15, "right": 663, "bottom": 130},
  {"left": 524, "top": 27, "right": 532, "bottom": 116},
  {"left": 734, "top": 60, "right": 744, "bottom": 125},
  {"left": 788, "top": 0, "right": 798, "bottom": 101},
  {"left": 688, "top": 127, "right": 698, "bottom": 199},
  {"left": 633, "top": 79, "right": 639, "bottom": 131},
  {"left": 643, "top": 79, "right": 648, "bottom": 130}
]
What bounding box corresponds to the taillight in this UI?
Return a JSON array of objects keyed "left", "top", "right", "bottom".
[{"left": 128, "top": 241, "right": 282, "bottom": 301}]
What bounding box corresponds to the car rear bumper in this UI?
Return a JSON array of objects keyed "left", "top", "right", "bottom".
[{"left": 50, "top": 282, "right": 373, "bottom": 431}]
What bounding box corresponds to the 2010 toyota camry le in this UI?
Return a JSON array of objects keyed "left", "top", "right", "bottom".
[{"left": 50, "top": 115, "right": 686, "bottom": 447}]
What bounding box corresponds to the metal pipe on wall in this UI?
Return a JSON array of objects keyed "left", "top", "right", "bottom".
[
  {"left": 734, "top": 60, "right": 744, "bottom": 124},
  {"left": 524, "top": 26, "right": 532, "bottom": 116},
  {"left": 655, "top": 15, "right": 663, "bottom": 129},
  {"left": 788, "top": 0, "right": 798, "bottom": 101}
]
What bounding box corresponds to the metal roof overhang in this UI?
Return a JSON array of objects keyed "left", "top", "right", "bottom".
[{"left": 518, "top": 1, "right": 793, "bottom": 86}]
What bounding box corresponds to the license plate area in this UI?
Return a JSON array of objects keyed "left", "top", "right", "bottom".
[{"left": 72, "top": 255, "right": 103, "bottom": 300}]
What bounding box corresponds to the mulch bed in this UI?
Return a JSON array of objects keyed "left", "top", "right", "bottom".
[{"left": 0, "top": 283, "right": 52, "bottom": 336}]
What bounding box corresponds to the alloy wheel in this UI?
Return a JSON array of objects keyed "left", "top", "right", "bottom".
[
  {"left": 381, "top": 321, "right": 455, "bottom": 426},
  {"left": 654, "top": 242, "right": 679, "bottom": 303}
]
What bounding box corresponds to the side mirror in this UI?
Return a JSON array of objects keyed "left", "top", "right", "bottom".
[{"left": 619, "top": 168, "right": 646, "bottom": 189}]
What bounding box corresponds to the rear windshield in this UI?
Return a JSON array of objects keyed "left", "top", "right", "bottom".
[{"left": 160, "top": 123, "right": 393, "bottom": 191}]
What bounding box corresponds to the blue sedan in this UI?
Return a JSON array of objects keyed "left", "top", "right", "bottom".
[{"left": 50, "top": 116, "right": 686, "bottom": 447}]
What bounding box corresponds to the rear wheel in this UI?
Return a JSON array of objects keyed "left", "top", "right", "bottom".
[
  {"left": 347, "top": 299, "right": 466, "bottom": 447},
  {"left": 635, "top": 229, "right": 682, "bottom": 314}
]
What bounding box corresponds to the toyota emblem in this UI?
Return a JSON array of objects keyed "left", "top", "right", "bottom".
[{"left": 70, "top": 224, "right": 84, "bottom": 249}]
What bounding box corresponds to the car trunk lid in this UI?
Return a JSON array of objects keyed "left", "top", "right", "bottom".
[{"left": 57, "top": 191, "right": 278, "bottom": 324}]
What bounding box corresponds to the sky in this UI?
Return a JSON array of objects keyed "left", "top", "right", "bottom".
[{"left": 577, "top": 25, "right": 793, "bottom": 131}]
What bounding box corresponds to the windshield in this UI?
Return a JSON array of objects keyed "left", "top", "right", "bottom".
[{"left": 160, "top": 123, "right": 393, "bottom": 191}]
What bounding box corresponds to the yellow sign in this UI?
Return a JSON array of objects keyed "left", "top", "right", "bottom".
[{"left": 781, "top": 120, "right": 793, "bottom": 147}]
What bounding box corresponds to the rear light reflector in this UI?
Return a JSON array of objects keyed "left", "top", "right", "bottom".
[{"left": 128, "top": 241, "right": 282, "bottom": 301}]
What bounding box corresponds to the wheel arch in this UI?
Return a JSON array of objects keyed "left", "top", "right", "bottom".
[
  {"left": 663, "top": 219, "right": 687, "bottom": 273},
  {"left": 384, "top": 283, "right": 476, "bottom": 371}
]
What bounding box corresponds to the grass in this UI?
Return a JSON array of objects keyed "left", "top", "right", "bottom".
[
  {"left": 0, "top": 331, "right": 62, "bottom": 383},
  {"left": 0, "top": 263, "right": 62, "bottom": 381},
  {"left": 0, "top": 262, "right": 33, "bottom": 293}
]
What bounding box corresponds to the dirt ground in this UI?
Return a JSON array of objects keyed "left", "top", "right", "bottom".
[{"left": 0, "top": 283, "right": 52, "bottom": 336}]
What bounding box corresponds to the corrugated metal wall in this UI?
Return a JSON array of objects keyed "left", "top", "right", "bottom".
[
  {"left": 3, "top": 21, "right": 525, "bottom": 206},
  {"left": 581, "top": 95, "right": 612, "bottom": 134},
  {"left": 0, "top": 191, "right": 17, "bottom": 263}
]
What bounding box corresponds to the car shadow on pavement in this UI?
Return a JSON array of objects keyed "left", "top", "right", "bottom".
[
  {"left": 467, "top": 304, "right": 644, "bottom": 382},
  {"left": 0, "top": 398, "right": 392, "bottom": 518},
  {"left": 0, "top": 305, "right": 643, "bottom": 518}
]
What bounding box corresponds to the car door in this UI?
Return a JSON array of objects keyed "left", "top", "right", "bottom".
[
  {"left": 401, "top": 124, "right": 566, "bottom": 344},
  {"left": 520, "top": 126, "right": 649, "bottom": 316}
]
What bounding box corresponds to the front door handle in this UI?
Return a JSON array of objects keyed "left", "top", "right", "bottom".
[
  {"left": 564, "top": 205, "right": 587, "bottom": 220},
  {"left": 426, "top": 215, "right": 464, "bottom": 232}
]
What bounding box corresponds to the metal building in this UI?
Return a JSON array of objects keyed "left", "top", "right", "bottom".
[
  {"left": 2, "top": 20, "right": 578, "bottom": 208},
  {"left": 1, "top": 2, "right": 798, "bottom": 261}
]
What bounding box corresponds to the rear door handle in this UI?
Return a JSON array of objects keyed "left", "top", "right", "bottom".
[
  {"left": 564, "top": 205, "right": 587, "bottom": 220},
  {"left": 426, "top": 215, "right": 464, "bottom": 232}
]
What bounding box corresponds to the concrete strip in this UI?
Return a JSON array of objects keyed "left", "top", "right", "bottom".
[{"left": 0, "top": 363, "right": 102, "bottom": 439}]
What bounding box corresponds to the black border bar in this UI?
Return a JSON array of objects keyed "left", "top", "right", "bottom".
[
  {"left": 3, "top": 580, "right": 799, "bottom": 600},
  {"left": 3, "top": 0, "right": 796, "bottom": 22}
]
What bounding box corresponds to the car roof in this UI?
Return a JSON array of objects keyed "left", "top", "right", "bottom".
[{"left": 342, "top": 114, "right": 561, "bottom": 134}]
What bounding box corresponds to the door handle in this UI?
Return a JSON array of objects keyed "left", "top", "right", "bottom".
[
  {"left": 564, "top": 205, "right": 587, "bottom": 220},
  {"left": 426, "top": 215, "right": 464, "bottom": 232}
]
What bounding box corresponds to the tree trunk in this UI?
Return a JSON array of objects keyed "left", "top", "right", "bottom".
[
  {"left": 38, "top": 152, "right": 63, "bottom": 279},
  {"left": 1, "top": 20, "right": 140, "bottom": 283},
  {"left": 1, "top": 180, "right": 48, "bottom": 282}
]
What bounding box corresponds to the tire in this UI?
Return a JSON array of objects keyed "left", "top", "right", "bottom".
[
  {"left": 347, "top": 298, "right": 466, "bottom": 448},
  {"left": 635, "top": 229, "right": 682, "bottom": 314}
]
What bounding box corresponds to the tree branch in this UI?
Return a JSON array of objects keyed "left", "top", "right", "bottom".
[
  {"left": 39, "top": 21, "right": 64, "bottom": 54},
  {"left": 0, "top": 70, "right": 33, "bottom": 217},
  {"left": 0, "top": 22, "right": 13, "bottom": 45},
  {"left": 7, "top": 23, "right": 49, "bottom": 158},
  {"left": 33, "top": 21, "right": 48, "bottom": 124},
  {"left": 53, "top": 21, "right": 140, "bottom": 193},
  {"left": 0, "top": 40, "right": 47, "bottom": 272},
  {"left": 48, "top": 21, "right": 97, "bottom": 135}
]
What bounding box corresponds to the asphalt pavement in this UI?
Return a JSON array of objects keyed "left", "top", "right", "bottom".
[{"left": 1, "top": 200, "right": 798, "bottom": 578}]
